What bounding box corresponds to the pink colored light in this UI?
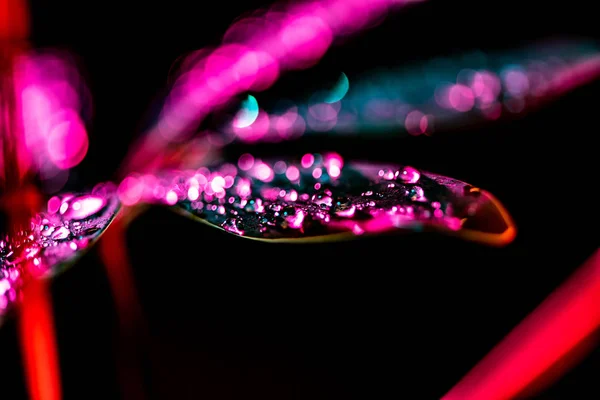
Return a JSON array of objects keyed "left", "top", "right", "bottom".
[
  {"left": 551, "top": 55, "right": 600, "bottom": 96},
  {"left": 279, "top": 15, "right": 332, "bottom": 69},
  {"left": 471, "top": 70, "right": 501, "bottom": 105},
  {"left": 117, "top": 175, "right": 144, "bottom": 206},
  {"left": 301, "top": 153, "right": 315, "bottom": 168},
  {"left": 399, "top": 166, "right": 420, "bottom": 183},
  {"left": 236, "top": 178, "right": 252, "bottom": 197},
  {"left": 210, "top": 176, "right": 226, "bottom": 193},
  {"left": 405, "top": 110, "right": 427, "bottom": 135},
  {"left": 187, "top": 186, "right": 199, "bottom": 201},
  {"left": 1, "top": 58, "right": 87, "bottom": 198},
  {"left": 285, "top": 166, "right": 300, "bottom": 181},
  {"left": 324, "top": 152, "right": 343, "bottom": 178},
  {"left": 273, "top": 107, "right": 301, "bottom": 139},
  {"left": 286, "top": 209, "right": 305, "bottom": 229},
  {"left": 448, "top": 84, "right": 475, "bottom": 112},
  {"left": 46, "top": 196, "right": 61, "bottom": 214},
  {"left": 254, "top": 162, "right": 274, "bottom": 182},
  {"left": 46, "top": 112, "right": 88, "bottom": 170},
  {"left": 503, "top": 68, "right": 529, "bottom": 97},
  {"left": 165, "top": 190, "right": 178, "bottom": 205}
]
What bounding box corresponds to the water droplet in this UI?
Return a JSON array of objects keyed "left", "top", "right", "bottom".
[
  {"left": 311, "top": 193, "right": 332, "bottom": 207},
  {"left": 62, "top": 195, "right": 107, "bottom": 220},
  {"left": 409, "top": 186, "right": 425, "bottom": 201},
  {"left": 335, "top": 204, "right": 356, "bottom": 218},
  {"left": 51, "top": 226, "right": 70, "bottom": 240},
  {"left": 399, "top": 166, "right": 420, "bottom": 184},
  {"left": 41, "top": 225, "right": 54, "bottom": 237}
]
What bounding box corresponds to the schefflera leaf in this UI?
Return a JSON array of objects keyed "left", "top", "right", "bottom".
[
  {"left": 0, "top": 182, "right": 120, "bottom": 319},
  {"left": 151, "top": 152, "right": 515, "bottom": 245}
]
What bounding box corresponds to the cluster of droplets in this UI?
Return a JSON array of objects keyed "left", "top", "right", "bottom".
[
  {"left": 0, "top": 235, "right": 28, "bottom": 311},
  {"left": 0, "top": 183, "right": 119, "bottom": 316},
  {"left": 120, "top": 152, "right": 479, "bottom": 241}
]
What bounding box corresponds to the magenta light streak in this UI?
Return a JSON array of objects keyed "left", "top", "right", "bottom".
[
  {"left": 121, "top": 0, "right": 423, "bottom": 175},
  {"left": 550, "top": 55, "right": 600, "bottom": 96}
]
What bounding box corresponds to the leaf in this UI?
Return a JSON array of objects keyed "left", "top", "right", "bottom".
[{"left": 148, "top": 153, "right": 515, "bottom": 245}]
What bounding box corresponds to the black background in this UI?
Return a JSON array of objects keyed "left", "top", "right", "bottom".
[{"left": 1, "top": 0, "right": 599, "bottom": 399}]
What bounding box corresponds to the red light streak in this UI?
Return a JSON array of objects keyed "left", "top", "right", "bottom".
[
  {"left": 443, "top": 250, "right": 600, "bottom": 400},
  {"left": 18, "top": 278, "right": 62, "bottom": 400},
  {"left": 3, "top": 2, "right": 64, "bottom": 399},
  {"left": 99, "top": 213, "right": 148, "bottom": 400}
]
